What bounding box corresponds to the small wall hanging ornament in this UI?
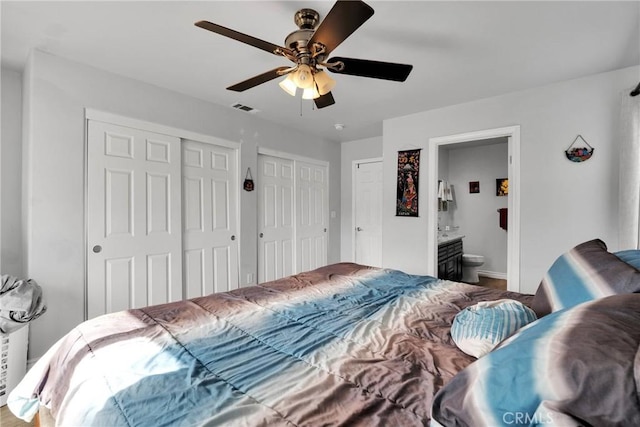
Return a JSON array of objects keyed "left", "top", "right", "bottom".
[
  {"left": 565, "top": 135, "right": 594, "bottom": 162},
  {"left": 243, "top": 168, "right": 254, "bottom": 192}
]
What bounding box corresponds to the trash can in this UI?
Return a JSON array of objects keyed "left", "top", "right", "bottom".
[{"left": 0, "top": 325, "right": 28, "bottom": 406}]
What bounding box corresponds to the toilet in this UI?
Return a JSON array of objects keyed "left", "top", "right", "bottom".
[{"left": 461, "top": 254, "right": 485, "bottom": 284}]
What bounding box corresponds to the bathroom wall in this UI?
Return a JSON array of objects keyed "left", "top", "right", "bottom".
[{"left": 447, "top": 140, "right": 509, "bottom": 276}]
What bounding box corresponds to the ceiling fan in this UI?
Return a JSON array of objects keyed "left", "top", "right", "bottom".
[{"left": 195, "top": 0, "right": 413, "bottom": 109}]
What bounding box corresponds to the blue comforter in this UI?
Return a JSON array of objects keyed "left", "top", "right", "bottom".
[{"left": 9, "top": 263, "right": 528, "bottom": 426}]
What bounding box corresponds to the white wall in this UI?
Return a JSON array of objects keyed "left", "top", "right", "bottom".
[
  {"left": 340, "top": 136, "right": 382, "bottom": 261},
  {"left": 383, "top": 65, "right": 639, "bottom": 294},
  {"left": 1, "top": 68, "right": 24, "bottom": 277},
  {"left": 447, "top": 142, "right": 509, "bottom": 275},
  {"left": 22, "top": 50, "right": 341, "bottom": 360}
]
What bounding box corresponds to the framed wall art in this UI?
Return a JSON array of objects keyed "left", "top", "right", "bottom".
[
  {"left": 396, "top": 149, "right": 421, "bottom": 216},
  {"left": 496, "top": 178, "right": 508, "bottom": 196}
]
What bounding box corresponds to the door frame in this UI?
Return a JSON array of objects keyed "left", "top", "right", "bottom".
[
  {"left": 84, "top": 109, "right": 241, "bottom": 320},
  {"left": 351, "top": 157, "right": 383, "bottom": 262},
  {"left": 427, "top": 125, "right": 521, "bottom": 292},
  {"left": 256, "top": 147, "right": 330, "bottom": 277}
]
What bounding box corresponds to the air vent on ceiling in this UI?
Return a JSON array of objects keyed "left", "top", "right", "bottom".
[{"left": 231, "top": 103, "right": 260, "bottom": 114}]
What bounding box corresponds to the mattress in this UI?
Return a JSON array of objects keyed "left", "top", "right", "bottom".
[{"left": 8, "top": 263, "right": 531, "bottom": 426}]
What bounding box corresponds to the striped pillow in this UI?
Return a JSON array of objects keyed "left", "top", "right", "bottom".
[
  {"left": 615, "top": 249, "right": 640, "bottom": 270},
  {"left": 531, "top": 239, "right": 640, "bottom": 317},
  {"left": 433, "top": 294, "right": 640, "bottom": 427},
  {"left": 450, "top": 299, "right": 536, "bottom": 358}
]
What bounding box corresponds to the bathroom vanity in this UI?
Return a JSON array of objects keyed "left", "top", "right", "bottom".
[{"left": 437, "top": 235, "right": 464, "bottom": 281}]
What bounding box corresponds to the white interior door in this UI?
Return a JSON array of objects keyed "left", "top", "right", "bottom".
[
  {"left": 354, "top": 160, "right": 383, "bottom": 266},
  {"left": 87, "top": 120, "right": 182, "bottom": 318},
  {"left": 182, "top": 140, "right": 239, "bottom": 298},
  {"left": 258, "top": 155, "right": 295, "bottom": 283},
  {"left": 296, "top": 161, "right": 328, "bottom": 273}
]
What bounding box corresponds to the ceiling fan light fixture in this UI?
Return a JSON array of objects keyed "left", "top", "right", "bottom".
[
  {"left": 293, "top": 64, "right": 314, "bottom": 89},
  {"left": 302, "top": 86, "right": 320, "bottom": 100},
  {"left": 279, "top": 74, "right": 298, "bottom": 96},
  {"left": 313, "top": 70, "right": 336, "bottom": 95},
  {"left": 196, "top": 1, "right": 413, "bottom": 110}
]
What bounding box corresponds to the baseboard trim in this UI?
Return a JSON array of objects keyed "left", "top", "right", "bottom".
[
  {"left": 477, "top": 270, "right": 507, "bottom": 280},
  {"left": 27, "top": 357, "right": 39, "bottom": 371}
]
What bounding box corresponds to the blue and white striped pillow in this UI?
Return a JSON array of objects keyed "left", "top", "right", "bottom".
[
  {"left": 531, "top": 239, "right": 640, "bottom": 317},
  {"left": 450, "top": 299, "right": 536, "bottom": 358},
  {"left": 615, "top": 249, "right": 640, "bottom": 270},
  {"left": 433, "top": 294, "right": 640, "bottom": 427}
]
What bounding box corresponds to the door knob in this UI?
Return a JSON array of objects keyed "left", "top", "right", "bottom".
[
  {"left": 92, "top": 245, "right": 102, "bottom": 253},
  {"left": 356, "top": 227, "right": 363, "bottom": 231},
  {"left": 231, "top": 235, "right": 236, "bottom": 241},
  {"left": 259, "top": 233, "right": 264, "bottom": 238}
]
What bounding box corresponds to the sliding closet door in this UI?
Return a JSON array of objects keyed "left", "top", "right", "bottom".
[
  {"left": 87, "top": 120, "right": 182, "bottom": 319},
  {"left": 182, "top": 140, "right": 239, "bottom": 297},
  {"left": 296, "top": 161, "right": 328, "bottom": 272},
  {"left": 257, "top": 155, "right": 295, "bottom": 283}
]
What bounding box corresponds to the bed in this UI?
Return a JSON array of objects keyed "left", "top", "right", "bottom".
[{"left": 7, "top": 239, "right": 640, "bottom": 426}]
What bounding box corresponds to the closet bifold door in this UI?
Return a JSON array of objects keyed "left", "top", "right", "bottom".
[{"left": 86, "top": 120, "right": 182, "bottom": 319}]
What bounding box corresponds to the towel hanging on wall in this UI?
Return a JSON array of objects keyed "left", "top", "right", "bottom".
[
  {"left": 437, "top": 181, "right": 454, "bottom": 201},
  {"left": 498, "top": 208, "right": 508, "bottom": 231}
]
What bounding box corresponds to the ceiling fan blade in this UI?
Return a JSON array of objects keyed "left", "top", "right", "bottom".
[
  {"left": 327, "top": 57, "right": 413, "bottom": 82},
  {"left": 308, "top": 1, "right": 374, "bottom": 55},
  {"left": 195, "top": 20, "right": 293, "bottom": 57},
  {"left": 314, "top": 92, "right": 335, "bottom": 109},
  {"left": 227, "top": 67, "right": 290, "bottom": 92}
]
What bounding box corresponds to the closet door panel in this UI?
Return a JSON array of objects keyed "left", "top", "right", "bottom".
[
  {"left": 182, "top": 141, "right": 239, "bottom": 296},
  {"left": 296, "top": 161, "right": 328, "bottom": 273},
  {"left": 257, "top": 155, "right": 295, "bottom": 283},
  {"left": 87, "top": 121, "right": 182, "bottom": 319}
]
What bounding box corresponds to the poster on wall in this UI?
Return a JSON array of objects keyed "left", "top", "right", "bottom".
[
  {"left": 496, "top": 178, "right": 508, "bottom": 196},
  {"left": 396, "top": 149, "right": 421, "bottom": 217}
]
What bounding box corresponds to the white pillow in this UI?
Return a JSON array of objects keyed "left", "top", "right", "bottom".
[{"left": 450, "top": 299, "right": 536, "bottom": 358}]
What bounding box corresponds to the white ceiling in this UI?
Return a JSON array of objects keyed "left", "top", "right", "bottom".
[{"left": 2, "top": 1, "right": 639, "bottom": 143}]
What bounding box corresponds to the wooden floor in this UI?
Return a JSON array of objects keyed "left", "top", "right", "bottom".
[
  {"left": 475, "top": 275, "right": 507, "bottom": 290},
  {"left": 1, "top": 405, "right": 34, "bottom": 427}
]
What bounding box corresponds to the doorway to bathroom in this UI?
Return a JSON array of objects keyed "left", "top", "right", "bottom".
[{"left": 427, "top": 126, "right": 521, "bottom": 292}]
